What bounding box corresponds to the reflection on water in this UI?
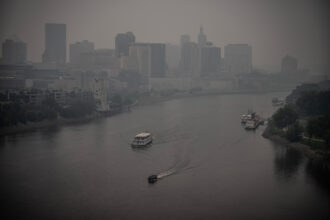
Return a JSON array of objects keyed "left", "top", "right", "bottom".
[
  {"left": 1, "top": 92, "right": 330, "bottom": 219},
  {"left": 305, "top": 159, "right": 330, "bottom": 194},
  {"left": 273, "top": 143, "right": 304, "bottom": 181}
]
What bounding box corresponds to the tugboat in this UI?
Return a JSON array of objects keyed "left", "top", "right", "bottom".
[{"left": 148, "top": 175, "right": 158, "bottom": 184}]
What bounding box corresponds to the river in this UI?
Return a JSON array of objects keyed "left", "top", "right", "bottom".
[{"left": 1, "top": 92, "right": 329, "bottom": 219}]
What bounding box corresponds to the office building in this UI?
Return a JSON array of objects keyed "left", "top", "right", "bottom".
[
  {"left": 180, "top": 35, "right": 191, "bottom": 46},
  {"left": 42, "top": 23, "right": 66, "bottom": 64},
  {"left": 180, "top": 42, "right": 199, "bottom": 77},
  {"left": 198, "top": 25, "right": 207, "bottom": 47},
  {"left": 115, "top": 32, "right": 135, "bottom": 57},
  {"left": 129, "top": 43, "right": 166, "bottom": 77},
  {"left": 224, "top": 44, "right": 252, "bottom": 73},
  {"left": 70, "top": 40, "right": 94, "bottom": 64},
  {"left": 1, "top": 38, "right": 27, "bottom": 64},
  {"left": 200, "top": 46, "right": 221, "bottom": 76}
]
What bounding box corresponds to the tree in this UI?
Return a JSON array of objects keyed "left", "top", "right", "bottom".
[
  {"left": 272, "top": 105, "right": 299, "bottom": 129},
  {"left": 285, "top": 121, "right": 303, "bottom": 142}
]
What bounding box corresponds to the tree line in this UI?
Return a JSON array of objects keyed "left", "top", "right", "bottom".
[
  {"left": 270, "top": 90, "right": 330, "bottom": 147},
  {"left": 0, "top": 96, "right": 96, "bottom": 127}
]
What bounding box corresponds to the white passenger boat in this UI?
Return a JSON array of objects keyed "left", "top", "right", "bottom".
[
  {"left": 131, "top": 132, "right": 152, "bottom": 147},
  {"left": 245, "top": 119, "right": 258, "bottom": 130},
  {"left": 241, "top": 111, "right": 255, "bottom": 124}
]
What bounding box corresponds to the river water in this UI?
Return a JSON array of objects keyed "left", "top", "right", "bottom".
[{"left": 1, "top": 92, "right": 329, "bottom": 219}]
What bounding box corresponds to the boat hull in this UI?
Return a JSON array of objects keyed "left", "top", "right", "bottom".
[{"left": 131, "top": 140, "right": 152, "bottom": 148}]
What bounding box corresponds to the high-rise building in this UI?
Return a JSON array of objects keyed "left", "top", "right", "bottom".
[
  {"left": 42, "top": 23, "right": 66, "bottom": 64},
  {"left": 180, "top": 42, "right": 199, "bottom": 77},
  {"left": 281, "top": 55, "right": 298, "bottom": 73},
  {"left": 149, "top": 43, "right": 166, "bottom": 77},
  {"left": 129, "top": 44, "right": 151, "bottom": 76},
  {"left": 115, "top": 32, "right": 135, "bottom": 58},
  {"left": 69, "top": 40, "right": 94, "bottom": 64},
  {"left": 180, "top": 35, "right": 191, "bottom": 46},
  {"left": 1, "top": 38, "right": 27, "bottom": 64},
  {"left": 200, "top": 46, "right": 221, "bottom": 76},
  {"left": 166, "top": 44, "right": 180, "bottom": 70},
  {"left": 224, "top": 44, "right": 252, "bottom": 73},
  {"left": 198, "top": 25, "right": 207, "bottom": 47},
  {"left": 129, "top": 43, "right": 166, "bottom": 77}
]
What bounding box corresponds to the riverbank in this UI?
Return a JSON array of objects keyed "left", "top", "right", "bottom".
[
  {"left": 0, "top": 113, "right": 102, "bottom": 136},
  {"left": 136, "top": 88, "right": 291, "bottom": 106},
  {"left": 1, "top": 88, "right": 289, "bottom": 137},
  {"left": 262, "top": 126, "right": 330, "bottom": 171}
]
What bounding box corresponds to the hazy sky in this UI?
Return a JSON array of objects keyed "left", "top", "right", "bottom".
[{"left": 1, "top": 0, "right": 329, "bottom": 71}]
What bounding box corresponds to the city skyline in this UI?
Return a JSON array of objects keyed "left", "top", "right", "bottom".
[{"left": 1, "top": 0, "right": 329, "bottom": 72}]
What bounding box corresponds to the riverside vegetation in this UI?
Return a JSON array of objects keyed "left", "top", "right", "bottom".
[
  {"left": 263, "top": 90, "right": 330, "bottom": 160},
  {"left": 0, "top": 92, "right": 133, "bottom": 130}
]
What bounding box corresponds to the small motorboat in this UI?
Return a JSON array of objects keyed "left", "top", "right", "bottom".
[{"left": 148, "top": 175, "right": 158, "bottom": 184}]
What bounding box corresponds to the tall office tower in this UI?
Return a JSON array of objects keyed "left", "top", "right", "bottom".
[
  {"left": 198, "top": 25, "right": 207, "bottom": 47},
  {"left": 149, "top": 43, "right": 166, "bottom": 77},
  {"left": 115, "top": 32, "right": 135, "bottom": 58},
  {"left": 180, "top": 35, "right": 191, "bottom": 46},
  {"left": 224, "top": 44, "right": 252, "bottom": 73},
  {"left": 180, "top": 42, "right": 199, "bottom": 77},
  {"left": 200, "top": 46, "right": 221, "bottom": 76},
  {"left": 128, "top": 43, "right": 165, "bottom": 77},
  {"left": 129, "top": 44, "right": 150, "bottom": 76},
  {"left": 69, "top": 40, "right": 94, "bottom": 64},
  {"left": 281, "top": 55, "right": 298, "bottom": 73},
  {"left": 166, "top": 43, "right": 180, "bottom": 70},
  {"left": 42, "top": 23, "right": 66, "bottom": 64},
  {"left": 1, "top": 38, "right": 27, "bottom": 64}
]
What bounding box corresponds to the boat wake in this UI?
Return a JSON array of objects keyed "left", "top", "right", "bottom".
[{"left": 157, "top": 169, "right": 176, "bottom": 179}]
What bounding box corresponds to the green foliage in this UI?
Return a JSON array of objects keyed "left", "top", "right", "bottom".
[
  {"left": 272, "top": 105, "right": 299, "bottom": 129},
  {"left": 285, "top": 121, "right": 303, "bottom": 142},
  {"left": 306, "top": 115, "right": 330, "bottom": 148},
  {"left": 60, "top": 100, "right": 96, "bottom": 118},
  {"left": 0, "top": 96, "right": 96, "bottom": 126},
  {"left": 296, "top": 90, "right": 330, "bottom": 116}
]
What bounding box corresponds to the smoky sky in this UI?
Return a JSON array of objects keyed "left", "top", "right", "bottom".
[{"left": 0, "top": 0, "right": 329, "bottom": 72}]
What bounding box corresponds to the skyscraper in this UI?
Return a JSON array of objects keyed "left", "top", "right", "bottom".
[
  {"left": 224, "top": 44, "right": 252, "bottom": 73},
  {"left": 198, "top": 25, "right": 207, "bottom": 47},
  {"left": 42, "top": 23, "right": 66, "bottom": 64},
  {"left": 180, "top": 35, "right": 191, "bottom": 46},
  {"left": 129, "top": 43, "right": 166, "bottom": 77},
  {"left": 70, "top": 40, "right": 94, "bottom": 64},
  {"left": 180, "top": 42, "right": 199, "bottom": 77},
  {"left": 115, "top": 32, "right": 135, "bottom": 58},
  {"left": 200, "top": 46, "right": 221, "bottom": 76},
  {"left": 1, "top": 38, "right": 27, "bottom": 64}
]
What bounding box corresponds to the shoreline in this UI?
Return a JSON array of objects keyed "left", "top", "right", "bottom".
[
  {"left": 262, "top": 126, "right": 330, "bottom": 171},
  {"left": 1, "top": 89, "right": 289, "bottom": 137},
  {"left": 0, "top": 113, "right": 102, "bottom": 136}
]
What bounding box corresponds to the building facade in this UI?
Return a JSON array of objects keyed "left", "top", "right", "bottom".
[
  {"left": 224, "top": 44, "right": 252, "bottom": 73},
  {"left": 69, "top": 40, "right": 94, "bottom": 64},
  {"left": 198, "top": 25, "right": 207, "bottom": 47},
  {"left": 200, "top": 46, "right": 221, "bottom": 76},
  {"left": 1, "top": 39, "right": 27, "bottom": 64},
  {"left": 128, "top": 43, "right": 166, "bottom": 77},
  {"left": 115, "top": 32, "right": 135, "bottom": 58},
  {"left": 180, "top": 42, "right": 199, "bottom": 77},
  {"left": 42, "top": 23, "right": 66, "bottom": 64}
]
